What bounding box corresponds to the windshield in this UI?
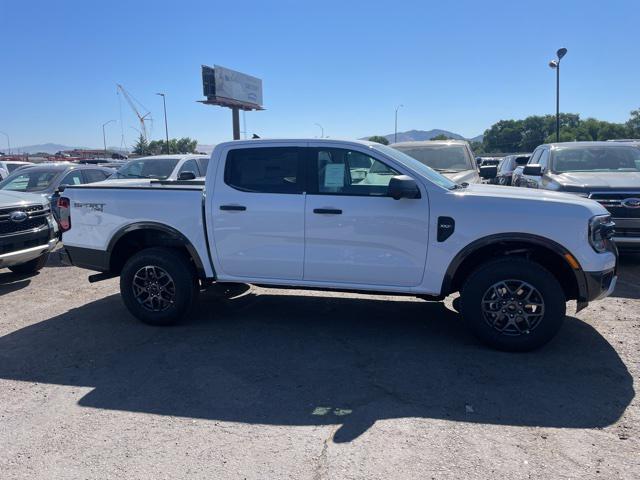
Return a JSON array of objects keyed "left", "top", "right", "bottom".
[
  {"left": 0, "top": 169, "right": 59, "bottom": 192},
  {"left": 553, "top": 146, "right": 640, "bottom": 173},
  {"left": 371, "top": 144, "right": 457, "bottom": 189},
  {"left": 112, "top": 158, "right": 179, "bottom": 180},
  {"left": 393, "top": 144, "right": 472, "bottom": 172}
]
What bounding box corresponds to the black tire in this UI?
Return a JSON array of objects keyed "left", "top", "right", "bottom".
[
  {"left": 120, "top": 247, "right": 197, "bottom": 326},
  {"left": 8, "top": 253, "right": 49, "bottom": 275},
  {"left": 459, "top": 258, "right": 566, "bottom": 352}
]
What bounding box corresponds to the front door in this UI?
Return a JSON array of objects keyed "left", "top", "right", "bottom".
[
  {"left": 304, "top": 146, "right": 430, "bottom": 287},
  {"left": 211, "top": 146, "right": 306, "bottom": 280}
]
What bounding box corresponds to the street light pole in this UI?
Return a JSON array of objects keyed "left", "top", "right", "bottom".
[
  {"left": 314, "top": 123, "right": 324, "bottom": 138},
  {"left": 101, "top": 120, "right": 115, "bottom": 158},
  {"left": 549, "top": 48, "right": 567, "bottom": 143},
  {"left": 0, "top": 131, "right": 10, "bottom": 154},
  {"left": 394, "top": 104, "right": 404, "bottom": 143},
  {"left": 156, "top": 93, "right": 170, "bottom": 153}
]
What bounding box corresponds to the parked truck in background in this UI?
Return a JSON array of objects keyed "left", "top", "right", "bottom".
[
  {"left": 516, "top": 141, "right": 640, "bottom": 251},
  {"left": 58, "top": 139, "right": 617, "bottom": 351},
  {"left": 0, "top": 190, "right": 58, "bottom": 274}
]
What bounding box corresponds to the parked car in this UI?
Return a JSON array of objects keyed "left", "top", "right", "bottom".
[
  {"left": 0, "top": 161, "right": 32, "bottom": 181},
  {"left": 491, "top": 154, "right": 530, "bottom": 185},
  {"left": 58, "top": 139, "right": 617, "bottom": 352},
  {"left": 516, "top": 141, "right": 640, "bottom": 251},
  {"left": 0, "top": 163, "right": 114, "bottom": 217},
  {"left": 109, "top": 154, "right": 209, "bottom": 181},
  {"left": 390, "top": 140, "right": 496, "bottom": 184},
  {"left": 0, "top": 190, "right": 58, "bottom": 274}
]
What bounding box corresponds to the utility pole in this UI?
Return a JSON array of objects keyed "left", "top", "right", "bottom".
[
  {"left": 394, "top": 104, "right": 404, "bottom": 143},
  {"left": 0, "top": 131, "right": 10, "bottom": 154},
  {"left": 548, "top": 48, "right": 567, "bottom": 142},
  {"left": 156, "top": 93, "right": 170, "bottom": 153},
  {"left": 102, "top": 120, "right": 115, "bottom": 158}
]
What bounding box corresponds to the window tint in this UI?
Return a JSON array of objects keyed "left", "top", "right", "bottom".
[
  {"left": 84, "top": 169, "right": 108, "bottom": 183},
  {"left": 196, "top": 157, "right": 209, "bottom": 176},
  {"left": 0, "top": 171, "right": 58, "bottom": 192},
  {"left": 312, "top": 148, "right": 400, "bottom": 196},
  {"left": 60, "top": 170, "right": 84, "bottom": 186},
  {"left": 224, "top": 147, "right": 303, "bottom": 194},
  {"left": 7, "top": 163, "right": 24, "bottom": 173},
  {"left": 178, "top": 159, "right": 199, "bottom": 176},
  {"left": 538, "top": 149, "right": 550, "bottom": 169},
  {"left": 528, "top": 149, "right": 543, "bottom": 164}
]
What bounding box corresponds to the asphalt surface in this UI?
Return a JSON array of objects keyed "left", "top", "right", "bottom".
[{"left": 0, "top": 252, "right": 639, "bottom": 479}]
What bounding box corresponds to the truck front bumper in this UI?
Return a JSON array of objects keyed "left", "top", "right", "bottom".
[
  {"left": 584, "top": 268, "right": 617, "bottom": 302},
  {"left": 0, "top": 237, "right": 58, "bottom": 268}
]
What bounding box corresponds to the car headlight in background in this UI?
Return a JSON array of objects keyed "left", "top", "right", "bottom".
[{"left": 589, "top": 214, "right": 615, "bottom": 253}]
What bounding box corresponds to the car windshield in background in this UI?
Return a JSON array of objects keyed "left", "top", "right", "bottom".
[
  {"left": 0, "top": 170, "right": 59, "bottom": 192},
  {"left": 553, "top": 146, "right": 640, "bottom": 173},
  {"left": 113, "top": 158, "right": 179, "bottom": 180},
  {"left": 393, "top": 145, "right": 471, "bottom": 172},
  {"left": 371, "top": 144, "right": 457, "bottom": 190}
]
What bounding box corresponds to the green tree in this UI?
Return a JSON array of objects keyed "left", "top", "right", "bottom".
[
  {"left": 626, "top": 108, "right": 640, "bottom": 138},
  {"left": 430, "top": 134, "right": 452, "bottom": 141},
  {"left": 368, "top": 135, "right": 389, "bottom": 145},
  {"left": 147, "top": 137, "right": 198, "bottom": 155},
  {"left": 132, "top": 134, "right": 149, "bottom": 155}
]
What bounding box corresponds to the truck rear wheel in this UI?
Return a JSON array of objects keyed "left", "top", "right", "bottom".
[
  {"left": 120, "top": 247, "right": 197, "bottom": 326},
  {"left": 459, "top": 258, "right": 566, "bottom": 352},
  {"left": 8, "top": 253, "right": 49, "bottom": 275}
]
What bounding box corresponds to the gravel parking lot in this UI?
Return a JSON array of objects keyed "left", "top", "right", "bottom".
[{"left": 0, "top": 252, "right": 639, "bottom": 479}]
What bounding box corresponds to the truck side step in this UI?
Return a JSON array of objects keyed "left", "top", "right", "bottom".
[{"left": 88, "top": 272, "right": 118, "bottom": 283}]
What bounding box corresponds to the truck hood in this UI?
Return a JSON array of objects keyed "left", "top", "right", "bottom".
[
  {"left": 440, "top": 169, "right": 479, "bottom": 184},
  {"left": 550, "top": 171, "right": 640, "bottom": 190},
  {"left": 460, "top": 183, "right": 608, "bottom": 215},
  {"left": 0, "top": 190, "right": 48, "bottom": 208}
]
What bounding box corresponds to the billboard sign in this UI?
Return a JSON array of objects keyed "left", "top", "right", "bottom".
[{"left": 202, "top": 65, "right": 263, "bottom": 108}]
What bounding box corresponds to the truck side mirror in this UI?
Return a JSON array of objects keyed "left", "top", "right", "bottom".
[
  {"left": 523, "top": 164, "right": 543, "bottom": 176},
  {"left": 387, "top": 175, "right": 421, "bottom": 200},
  {"left": 178, "top": 171, "right": 197, "bottom": 181},
  {"left": 479, "top": 165, "right": 498, "bottom": 179}
]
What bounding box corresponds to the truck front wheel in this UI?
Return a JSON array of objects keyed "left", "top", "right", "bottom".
[
  {"left": 120, "top": 247, "right": 197, "bottom": 326},
  {"left": 459, "top": 258, "right": 566, "bottom": 352}
]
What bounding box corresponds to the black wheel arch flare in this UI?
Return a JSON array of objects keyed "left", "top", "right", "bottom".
[{"left": 441, "top": 233, "right": 590, "bottom": 311}]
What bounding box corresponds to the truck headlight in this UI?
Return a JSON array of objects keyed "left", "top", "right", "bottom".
[{"left": 589, "top": 214, "right": 615, "bottom": 253}]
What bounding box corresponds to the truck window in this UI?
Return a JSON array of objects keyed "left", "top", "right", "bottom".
[
  {"left": 224, "top": 147, "right": 303, "bottom": 194},
  {"left": 312, "top": 148, "right": 400, "bottom": 196},
  {"left": 178, "top": 159, "right": 199, "bottom": 176}
]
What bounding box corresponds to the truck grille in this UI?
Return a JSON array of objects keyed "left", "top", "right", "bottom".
[
  {"left": 0, "top": 204, "right": 49, "bottom": 236},
  {"left": 589, "top": 192, "right": 640, "bottom": 219}
]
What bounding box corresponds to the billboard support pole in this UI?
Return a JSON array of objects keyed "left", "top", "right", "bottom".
[{"left": 232, "top": 107, "right": 240, "bottom": 140}]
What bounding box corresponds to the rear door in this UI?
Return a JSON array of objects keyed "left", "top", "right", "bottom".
[
  {"left": 211, "top": 146, "right": 306, "bottom": 280},
  {"left": 303, "top": 146, "right": 430, "bottom": 287}
]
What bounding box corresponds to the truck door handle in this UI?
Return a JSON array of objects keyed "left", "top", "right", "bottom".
[
  {"left": 313, "top": 208, "right": 342, "bottom": 215},
  {"left": 220, "top": 205, "right": 246, "bottom": 211}
]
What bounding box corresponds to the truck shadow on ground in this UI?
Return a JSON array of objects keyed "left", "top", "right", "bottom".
[
  {"left": 0, "top": 291, "right": 633, "bottom": 443},
  {"left": 0, "top": 271, "right": 32, "bottom": 295}
]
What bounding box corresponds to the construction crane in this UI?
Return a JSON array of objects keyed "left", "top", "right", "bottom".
[{"left": 116, "top": 84, "right": 152, "bottom": 141}]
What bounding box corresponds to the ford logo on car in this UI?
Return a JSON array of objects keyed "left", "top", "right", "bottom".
[
  {"left": 9, "top": 211, "right": 28, "bottom": 223},
  {"left": 622, "top": 198, "right": 640, "bottom": 209}
]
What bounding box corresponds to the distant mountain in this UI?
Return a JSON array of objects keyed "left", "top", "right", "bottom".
[
  {"left": 11, "top": 143, "right": 82, "bottom": 154},
  {"left": 363, "top": 129, "right": 484, "bottom": 143},
  {"left": 196, "top": 144, "right": 215, "bottom": 154}
]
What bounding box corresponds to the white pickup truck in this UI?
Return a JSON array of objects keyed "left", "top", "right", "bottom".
[{"left": 58, "top": 139, "right": 618, "bottom": 351}]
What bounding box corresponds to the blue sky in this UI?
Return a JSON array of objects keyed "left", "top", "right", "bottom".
[{"left": 1, "top": 0, "right": 638, "bottom": 149}]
